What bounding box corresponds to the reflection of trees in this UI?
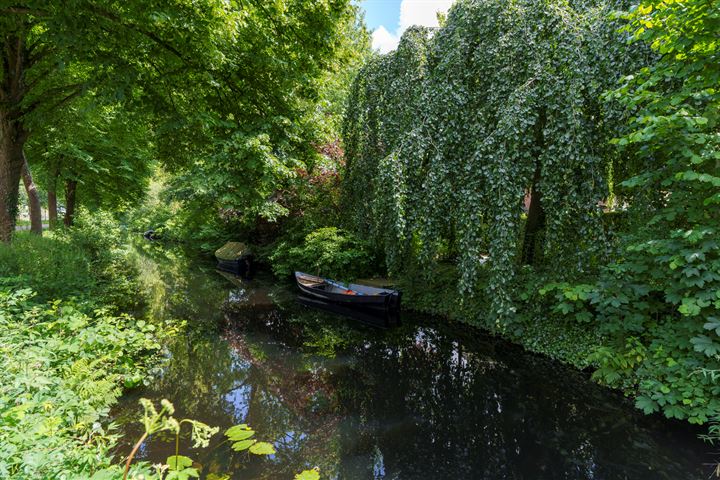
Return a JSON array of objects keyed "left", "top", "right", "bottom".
[
  {"left": 316, "top": 322, "right": 705, "bottom": 480},
  {"left": 116, "top": 245, "right": 706, "bottom": 479},
  {"left": 118, "top": 245, "right": 344, "bottom": 479},
  {"left": 131, "top": 240, "right": 230, "bottom": 323}
]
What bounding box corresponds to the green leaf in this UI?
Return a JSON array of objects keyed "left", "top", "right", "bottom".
[
  {"left": 664, "top": 405, "right": 686, "bottom": 420},
  {"left": 225, "top": 425, "right": 255, "bottom": 441},
  {"left": 703, "top": 317, "right": 720, "bottom": 336},
  {"left": 167, "top": 455, "right": 193, "bottom": 471},
  {"left": 206, "top": 475, "right": 231, "bottom": 480},
  {"left": 206, "top": 474, "right": 231, "bottom": 480},
  {"left": 295, "top": 469, "right": 321, "bottom": 480},
  {"left": 166, "top": 468, "right": 199, "bottom": 480},
  {"left": 690, "top": 335, "right": 720, "bottom": 357},
  {"left": 635, "top": 396, "right": 659, "bottom": 414},
  {"left": 249, "top": 441, "right": 276, "bottom": 455},
  {"left": 678, "top": 298, "right": 701, "bottom": 316},
  {"left": 231, "top": 439, "right": 256, "bottom": 451}
]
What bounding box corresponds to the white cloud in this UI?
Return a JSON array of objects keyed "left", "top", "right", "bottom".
[
  {"left": 371, "top": 0, "right": 454, "bottom": 54},
  {"left": 399, "top": 0, "right": 455, "bottom": 32},
  {"left": 372, "top": 25, "right": 399, "bottom": 54}
]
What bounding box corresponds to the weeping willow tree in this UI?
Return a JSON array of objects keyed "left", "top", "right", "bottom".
[{"left": 343, "top": 0, "right": 648, "bottom": 324}]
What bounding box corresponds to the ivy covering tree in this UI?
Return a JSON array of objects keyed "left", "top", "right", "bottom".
[
  {"left": 343, "top": 0, "right": 647, "bottom": 322},
  {"left": 542, "top": 0, "right": 720, "bottom": 423}
]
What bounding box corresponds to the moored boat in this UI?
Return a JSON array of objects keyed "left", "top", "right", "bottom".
[
  {"left": 215, "top": 242, "right": 253, "bottom": 277},
  {"left": 294, "top": 271, "right": 401, "bottom": 314}
]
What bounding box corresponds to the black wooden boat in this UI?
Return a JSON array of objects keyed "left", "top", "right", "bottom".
[
  {"left": 215, "top": 242, "right": 254, "bottom": 277},
  {"left": 294, "top": 272, "right": 401, "bottom": 314}
]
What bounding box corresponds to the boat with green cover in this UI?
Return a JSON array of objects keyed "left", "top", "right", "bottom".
[{"left": 215, "top": 241, "right": 253, "bottom": 276}]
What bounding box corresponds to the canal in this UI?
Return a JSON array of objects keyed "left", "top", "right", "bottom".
[{"left": 114, "top": 243, "right": 711, "bottom": 479}]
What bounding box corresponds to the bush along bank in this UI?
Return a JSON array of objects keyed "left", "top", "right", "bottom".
[
  {"left": 0, "top": 289, "right": 168, "bottom": 478},
  {"left": 0, "top": 209, "right": 145, "bottom": 311},
  {"left": 0, "top": 211, "right": 172, "bottom": 478}
]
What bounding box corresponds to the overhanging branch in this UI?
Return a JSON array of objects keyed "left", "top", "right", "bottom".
[{"left": 0, "top": 6, "right": 48, "bottom": 16}]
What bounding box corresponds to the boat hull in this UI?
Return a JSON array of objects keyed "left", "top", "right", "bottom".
[
  {"left": 217, "top": 255, "right": 254, "bottom": 277},
  {"left": 294, "top": 271, "right": 401, "bottom": 316}
]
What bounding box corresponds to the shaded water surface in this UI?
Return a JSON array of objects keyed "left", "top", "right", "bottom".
[{"left": 115, "top": 245, "right": 711, "bottom": 479}]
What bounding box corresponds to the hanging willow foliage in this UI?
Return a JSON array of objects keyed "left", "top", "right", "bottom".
[{"left": 342, "top": 0, "right": 650, "bottom": 323}]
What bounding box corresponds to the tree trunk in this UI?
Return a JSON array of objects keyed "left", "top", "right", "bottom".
[
  {"left": 521, "top": 164, "right": 546, "bottom": 265},
  {"left": 48, "top": 185, "right": 58, "bottom": 230},
  {"left": 521, "top": 109, "right": 547, "bottom": 265},
  {"left": 0, "top": 33, "right": 29, "bottom": 242},
  {"left": 0, "top": 115, "right": 27, "bottom": 242},
  {"left": 21, "top": 152, "right": 42, "bottom": 235},
  {"left": 64, "top": 179, "right": 77, "bottom": 227}
]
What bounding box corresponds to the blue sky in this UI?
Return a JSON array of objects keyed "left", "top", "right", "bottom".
[
  {"left": 360, "top": 0, "right": 402, "bottom": 31},
  {"left": 359, "top": 0, "right": 455, "bottom": 53}
]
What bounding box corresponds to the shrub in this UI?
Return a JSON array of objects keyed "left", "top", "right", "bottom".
[
  {"left": 0, "top": 233, "right": 94, "bottom": 301},
  {"left": 269, "top": 227, "right": 375, "bottom": 280},
  {"left": 0, "top": 289, "right": 166, "bottom": 478},
  {"left": 0, "top": 209, "right": 143, "bottom": 310},
  {"left": 540, "top": 228, "right": 720, "bottom": 424}
]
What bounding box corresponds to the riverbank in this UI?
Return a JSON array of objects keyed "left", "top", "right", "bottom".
[
  {"left": 395, "top": 261, "right": 720, "bottom": 429},
  {"left": 0, "top": 213, "right": 169, "bottom": 478},
  {"left": 397, "top": 265, "right": 601, "bottom": 369}
]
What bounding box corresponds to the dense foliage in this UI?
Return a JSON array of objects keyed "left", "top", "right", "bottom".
[
  {"left": 2, "top": 0, "right": 717, "bottom": 476},
  {"left": 0, "top": 0, "right": 230, "bottom": 238},
  {"left": 542, "top": 0, "right": 720, "bottom": 424},
  {"left": 1, "top": 0, "right": 369, "bottom": 242},
  {"left": 130, "top": 1, "right": 370, "bottom": 247},
  {"left": 0, "top": 289, "right": 165, "bottom": 478},
  {"left": 0, "top": 210, "right": 142, "bottom": 308},
  {"left": 269, "top": 226, "right": 375, "bottom": 280},
  {"left": 342, "top": 0, "right": 719, "bottom": 427},
  {"left": 343, "top": 0, "right": 647, "bottom": 323},
  {"left": 26, "top": 95, "right": 154, "bottom": 225}
]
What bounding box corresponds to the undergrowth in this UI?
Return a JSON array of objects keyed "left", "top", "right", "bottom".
[{"left": 0, "top": 289, "right": 170, "bottom": 478}]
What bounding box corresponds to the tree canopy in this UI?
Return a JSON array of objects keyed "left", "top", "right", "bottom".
[
  {"left": 0, "top": 0, "right": 368, "bottom": 240},
  {"left": 343, "top": 0, "right": 648, "bottom": 322}
]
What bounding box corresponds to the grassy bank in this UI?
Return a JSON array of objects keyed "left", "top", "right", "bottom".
[{"left": 0, "top": 212, "right": 168, "bottom": 478}]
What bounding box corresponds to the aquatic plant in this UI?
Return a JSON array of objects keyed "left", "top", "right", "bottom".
[{"left": 111, "top": 398, "right": 320, "bottom": 480}]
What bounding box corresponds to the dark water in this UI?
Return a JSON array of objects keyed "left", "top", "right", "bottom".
[{"left": 114, "top": 244, "right": 713, "bottom": 479}]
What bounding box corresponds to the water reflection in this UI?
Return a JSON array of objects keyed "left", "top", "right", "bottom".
[
  {"left": 296, "top": 294, "right": 401, "bottom": 328},
  {"left": 115, "top": 244, "right": 709, "bottom": 479}
]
